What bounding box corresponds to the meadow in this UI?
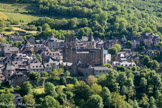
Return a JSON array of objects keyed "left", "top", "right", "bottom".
[{"left": 0, "top": 2, "right": 41, "bottom": 23}]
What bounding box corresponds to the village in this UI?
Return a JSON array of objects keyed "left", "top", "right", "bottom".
[{"left": 0, "top": 32, "right": 161, "bottom": 89}]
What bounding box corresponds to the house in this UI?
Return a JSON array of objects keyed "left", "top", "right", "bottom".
[
  {"left": 27, "top": 36, "right": 35, "bottom": 44},
  {"left": 29, "top": 63, "right": 44, "bottom": 73},
  {"left": 47, "top": 58, "right": 60, "bottom": 69},
  {"left": 13, "top": 94, "right": 23, "bottom": 106},
  {"left": 46, "top": 34, "right": 64, "bottom": 49},
  {"left": 12, "top": 53, "right": 32, "bottom": 61},
  {"left": 104, "top": 38, "right": 119, "bottom": 49},
  {"left": 2, "top": 46, "right": 19, "bottom": 57},
  {"left": 0, "top": 57, "right": 6, "bottom": 64},
  {"left": 104, "top": 50, "right": 111, "bottom": 63},
  {"left": 126, "top": 54, "right": 139, "bottom": 62},
  {"left": 0, "top": 69, "right": 5, "bottom": 83},
  {"left": 12, "top": 61, "right": 29, "bottom": 70},
  {"left": 74, "top": 65, "right": 111, "bottom": 76},
  {"left": 41, "top": 50, "right": 63, "bottom": 62},
  {"left": 152, "top": 36, "right": 160, "bottom": 45},
  {"left": 145, "top": 50, "right": 155, "bottom": 57},
  {"left": 93, "top": 66, "right": 111, "bottom": 75},
  {"left": 96, "top": 38, "right": 104, "bottom": 48},
  {"left": 4, "top": 64, "right": 15, "bottom": 79},
  {"left": 20, "top": 42, "right": 34, "bottom": 54},
  {"left": 3, "top": 57, "right": 12, "bottom": 64},
  {"left": 121, "top": 36, "right": 127, "bottom": 44},
  {"left": 113, "top": 60, "right": 136, "bottom": 67},
  {"left": 9, "top": 72, "right": 27, "bottom": 87},
  {"left": 43, "top": 63, "right": 52, "bottom": 73},
  {"left": 34, "top": 44, "right": 48, "bottom": 52},
  {"left": 142, "top": 33, "right": 161, "bottom": 47},
  {"left": 8, "top": 35, "right": 23, "bottom": 42}
]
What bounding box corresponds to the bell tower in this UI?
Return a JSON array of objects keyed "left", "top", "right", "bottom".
[{"left": 87, "top": 32, "right": 96, "bottom": 49}]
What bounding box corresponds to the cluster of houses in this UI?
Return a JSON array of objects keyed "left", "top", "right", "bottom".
[{"left": 0, "top": 32, "right": 161, "bottom": 87}]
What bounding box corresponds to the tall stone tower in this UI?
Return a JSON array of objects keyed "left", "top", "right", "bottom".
[
  {"left": 63, "top": 34, "right": 76, "bottom": 62},
  {"left": 87, "top": 32, "right": 96, "bottom": 49}
]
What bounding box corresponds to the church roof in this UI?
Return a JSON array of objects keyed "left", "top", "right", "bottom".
[{"left": 88, "top": 32, "right": 94, "bottom": 41}]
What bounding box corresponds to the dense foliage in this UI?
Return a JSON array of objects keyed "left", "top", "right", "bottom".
[
  {"left": 1, "top": 67, "right": 161, "bottom": 108},
  {"left": 1, "top": 0, "right": 162, "bottom": 39}
]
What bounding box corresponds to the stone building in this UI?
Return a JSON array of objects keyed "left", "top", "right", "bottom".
[
  {"left": 13, "top": 94, "right": 23, "bottom": 106},
  {"left": 46, "top": 34, "right": 64, "bottom": 49},
  {"left": 9, "top": 72, "right": 27, "bottom": 87},
  {"left": 63, "top": 33, "right": 104, "bottom": 67}
]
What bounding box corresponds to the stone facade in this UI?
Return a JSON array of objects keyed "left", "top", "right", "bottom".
[{"left": 63, "top": 33, "right": 104, "bottom": 67}]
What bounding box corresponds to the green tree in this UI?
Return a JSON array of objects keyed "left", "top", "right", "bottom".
[
  {"left": 29, "top": 71, "right": 40, "bottom": 80},
  {"left": 142, "top": 56, "right": 150, "bottom": 66},
  {"left": 133, "top": 100, "right": 139, "bottom": 108},
  {"left": 60, "top": 77, "right": 66, "bottom": 85},
  {"left": 42, "top": 23, "right": 51, "bottom": 31},
  {"left": 139, "top": 94, "right": 150, "bottom": 108},
  {"left": 121, "top": 86, "right": 127, "bottom": 95},
  {"left": 111, "top": 92, "right": 127, "bottom": 108},
  {"left": 42, "top": 71, "right": 48, "bottom": 77},
  {"left": 23, "top": 94, "right": 35, "bottom": 105},
  {"left": 149, "top": 60, "right": 159, "bottom": 69},
  {"left": 100, "top": 87, "right": 111, "bottom": 108},
  {"left": 126, "top": 40, "right": 132, "bottom": 48},
  {"left": 112, "top": 44, "right": 121, "bottom": 52},
  {"left": 45, "top": 82, "right": 56, "bottom": 97},
  {"left": 74, "top": 81, "right": 91, "bottom": 100},
  {"left": 91, "top": 83, "right": 102, "bottom": 94},
  {"left": 102, "top": 64, "right": 112, "bottom": 68},
  {"left": 156, "top": 95, "right": 162, "bottom": 108},
  {"left": 149, "top": 96, "right": 156, "bottom": 108},
  {"left": 86, "top": 75, "right": 97, "bottom": 86},
  {"left": 108, "top": 47, "right": 118, "bottom": 55},
  {"left": 140, "top": 78, "right": 147, "bottom": 91},
  {"left": 21, "top": 81, "right": 33, "bottom": 95},
  {"left": 117, "top": 72, "right": 127, "bottom": 86},
  {"left": 86, "top": 94, "right": 104, "bottom": 108},
  {"left": 117, "top": 66, "right": 125, "bottom": 72},
  {"left": 37, "top": 26, "right": 42, "bottom": 32},
  {"left": 52, "top": 69, "right": 58, "bottom": 78},
  {"left": 0, "top": 93, "right": 15, "bottom": 108},
  {"left": 41, "top": 96, "right": 60, "bottom": 108}
]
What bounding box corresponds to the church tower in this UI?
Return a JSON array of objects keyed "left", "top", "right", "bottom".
[{"left": 87, "top": 32, "right": 96, "bottom": 49}]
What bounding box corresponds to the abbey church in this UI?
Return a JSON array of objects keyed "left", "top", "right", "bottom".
[{"left": 63, "top": 33, "right": 104, "bottom": 67}]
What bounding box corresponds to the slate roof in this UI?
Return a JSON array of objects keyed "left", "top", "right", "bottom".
[
  {"left": 93, "top": 67, "right": 111, "bottom": 71},
  {"left": 88, "top": 32, "right": 94, "bottom": 41}
]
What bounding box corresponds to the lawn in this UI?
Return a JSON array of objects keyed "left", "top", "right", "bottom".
[{"left": 0, "top": 2, "right": 41, "bottom": 23}]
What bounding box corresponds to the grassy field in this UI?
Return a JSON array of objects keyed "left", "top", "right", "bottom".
[
  {"left": 0, "top": 2, "right": 41, "bottom": 23},
  {"left": 0, "top": 12, "right": 7, "bottom": 20}
]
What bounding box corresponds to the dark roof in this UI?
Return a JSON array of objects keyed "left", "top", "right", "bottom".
[
  {"left": 93, "top": 67, "right": 111, "bottom": 71},
  {"left": 88, "top": 32, "right": 94, "bottom": 41}
]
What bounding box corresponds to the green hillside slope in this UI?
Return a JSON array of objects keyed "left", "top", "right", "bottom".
[{"left": 0, "top": 0, "right": 162, "bottom": 39}]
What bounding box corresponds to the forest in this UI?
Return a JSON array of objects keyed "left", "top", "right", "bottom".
[
  {"left": 0, "top": 0, "right": 162, "bottom": 40},
  {"left": 0, "top": 67, "right": 162, "bottom": 108}
]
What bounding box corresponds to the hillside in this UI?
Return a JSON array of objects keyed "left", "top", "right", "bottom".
[{"left": 0, "top": 0, "right": 162, "bottom": 39}]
